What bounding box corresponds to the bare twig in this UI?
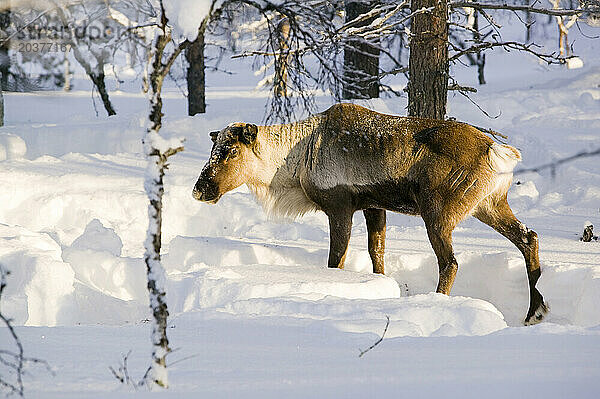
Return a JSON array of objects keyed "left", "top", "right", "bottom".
[
  {"left": 109, "top": 350, "right": 147, "bottom": 389},
  {"left": 448, "top": 83, "right": 478, "bottom": 93},
  {"left": 358, "top": 316, "right": 390, "bottom": 358},
  {"left": 515, "top": 147, "right": 600, "bottom": 175},
  {"left": 467, "top": 124, "right": 509, "bottom": 143},
  {"left": 0, "top": 266, "right": 25, "bottom": 397},
  {"left": 457, "top": 89, "right": 502, "bottom": 119}
]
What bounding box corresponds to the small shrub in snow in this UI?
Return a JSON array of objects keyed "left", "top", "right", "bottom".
[{"left": 581, "top": 223, "right": 596, "bottom": 242}]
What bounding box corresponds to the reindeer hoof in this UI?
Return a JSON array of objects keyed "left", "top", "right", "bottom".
[{"left": 524, "top": 302, "right": 549, "bottom": 326}]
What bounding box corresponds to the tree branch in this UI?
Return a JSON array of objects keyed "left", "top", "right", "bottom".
[
  {"left": 449, "top": 40, "right": 567, "bottom": 64},
  {"left": 515, "top": 147, "right": 600, "bottom": 175},
  {"left": 450, "top": 2, "right": 597, "bottom": 17}
]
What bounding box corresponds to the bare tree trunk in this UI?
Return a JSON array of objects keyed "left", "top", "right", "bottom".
[
  {"left": 473, "top": 10, "right": 486, "bottom": 85},
  {"left": 0, "top": 8, "right": 5, "bottom": 123},
  {"left": 143, "top": 3, "right": 186, "bottom": 388},
  {"left": 525, "top": 0, "right": 533, "bottom": 42},
  {"left": 408, "top": 0, "right": 448, "bottom": 119},
  {"left": 143, "top": 131, "right": 171, "bottom": 388},
  {"left": 185, "top": 31, "right": 206, "bottom": 116},
  {"left": 342, "top": 1, "right": 380, "bottom": 99},
  {"left": 64, "top": 51, "right": 71, "bottom": 91},
  {"left": 54, "top": 4, "right": 116, "bottom": 116},
  {"left": 0, "top": 85, "right": 3, "bottom": 127},
  {"left": 0, "top": 8, "right": 10, "bottom": 91},
  {"left": 142, "top": 48, "right": 151, "bottom": 94},
  {"left": 274, "top": 16, "right": 290, "bottom": 97},
  {"left": 145, "top": 40, "right": 171, "bottom": 390},
  {"left": 477, "top": 51, "right": 486, "bottom": 85},
  {"left": 90, "top": 72, "right": 116, "bottom": 116}
]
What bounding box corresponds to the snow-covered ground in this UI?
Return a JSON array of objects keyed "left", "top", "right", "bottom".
[{"left": 1, "top": 24, "right": 600, "bottom": 398}]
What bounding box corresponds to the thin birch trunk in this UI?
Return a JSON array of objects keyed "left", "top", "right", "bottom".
[{"left": 142, "top": 3, "right": 185, "bottom": 388}]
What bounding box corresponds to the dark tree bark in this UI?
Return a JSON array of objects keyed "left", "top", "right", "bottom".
[
  {"left": 0, "top": 9, "right": 10, "bottom": 91},
  {"left": 0, "top": 85, "right": 4, "bottom": 127},
  {"left": 473, "top": 10, "right": 486, "bottom": 85},
  {"left": 0, "top": 8, "right": 7, "bottom": 124},
  {"left": 90, "top": 72, "right": 116, "bottom": 116},
  {"left": 342, "top": 1, "right": 380, "bottom": 99},
  {"left": 408, "top": 0, "right": 449, "bottom": 119},
  {"left": 185, "top": 32, "right": 206, "bottom": 116}
]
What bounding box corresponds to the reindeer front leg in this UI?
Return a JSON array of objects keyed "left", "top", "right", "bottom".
[
  {"left": 364, "top": 208, "right": 386, "bottom": 274},
  {"left": 326, "top": 209, "right": 353, "bottom": 269}
]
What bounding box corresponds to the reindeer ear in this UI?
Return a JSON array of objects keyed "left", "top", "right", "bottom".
[
  {"left": 240, "top": 123, "right": 258, "bottom": 145},
  {"left": 209, "top": 130, "right": 219, "bottom": 142}
]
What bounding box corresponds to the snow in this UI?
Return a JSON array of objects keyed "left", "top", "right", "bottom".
[
  {"left": 567, "top": 56, "right": 584, "bottom": 69},
  {"left": 0, "top": 133, "right": 26, "bottom": 160},
  {"left": 163, "top": 0, "right": 218, "bottom": 41},
  {"left": 0, "top": 224, "right": 75, "bottom": 326},
  {"left": 1, "top": 13, "right": 600, "bottom": 398}
]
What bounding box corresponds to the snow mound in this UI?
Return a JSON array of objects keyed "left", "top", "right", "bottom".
[
  {"left": 0, "top": 224, "right": 75, "bottom": 326},
  {"left": 0, "top": 223, "right": 508, "bottom": 337},
  {"left": 0, "top": 133, "right": 26, "bottom": 160},
  {"left": 163, "top": 235, "right": 326, "bottom": 272},
  {"left": 68, "top": 218, "right": 123, "bottom": 256},
  {"left": 222, "top": 294, "right": 507, "bottom": 337},
  {"left": 0, "top": 221, "right": 150, "bottom": 326},
  {"left": 0, "top": 154, "right": 148, "bottom": 256},
  {"left": 509, "top": 180, "right": 540, "bottom": 209},
  {"left": 167, "top": 263, "right": 401, "bottom": 309},
  {"left": 160, "top": 236, "right": 506, "bottom": 336},
  {"left": 62, "top": 219, "right": 146, "bottom": 303},
  {"left": 538, "top": 264, "right": 600, "bottom": 327}
]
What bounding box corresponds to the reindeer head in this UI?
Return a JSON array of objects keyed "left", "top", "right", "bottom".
[{"left": 192, "top": 122, "right": 258, "bottom": 203}]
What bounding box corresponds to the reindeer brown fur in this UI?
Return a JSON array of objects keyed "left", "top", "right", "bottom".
[{"left": 193, "top": 103, "right": 548, "bottom": 325}]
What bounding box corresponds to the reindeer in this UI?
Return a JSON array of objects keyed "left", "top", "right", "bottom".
[{"left": 192, "top": 103, "right": 548, "bottom": 325}]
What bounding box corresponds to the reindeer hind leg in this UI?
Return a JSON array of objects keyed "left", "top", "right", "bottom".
[{"left": 474, "top": 197, "right": 548, "bottom": 325}]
